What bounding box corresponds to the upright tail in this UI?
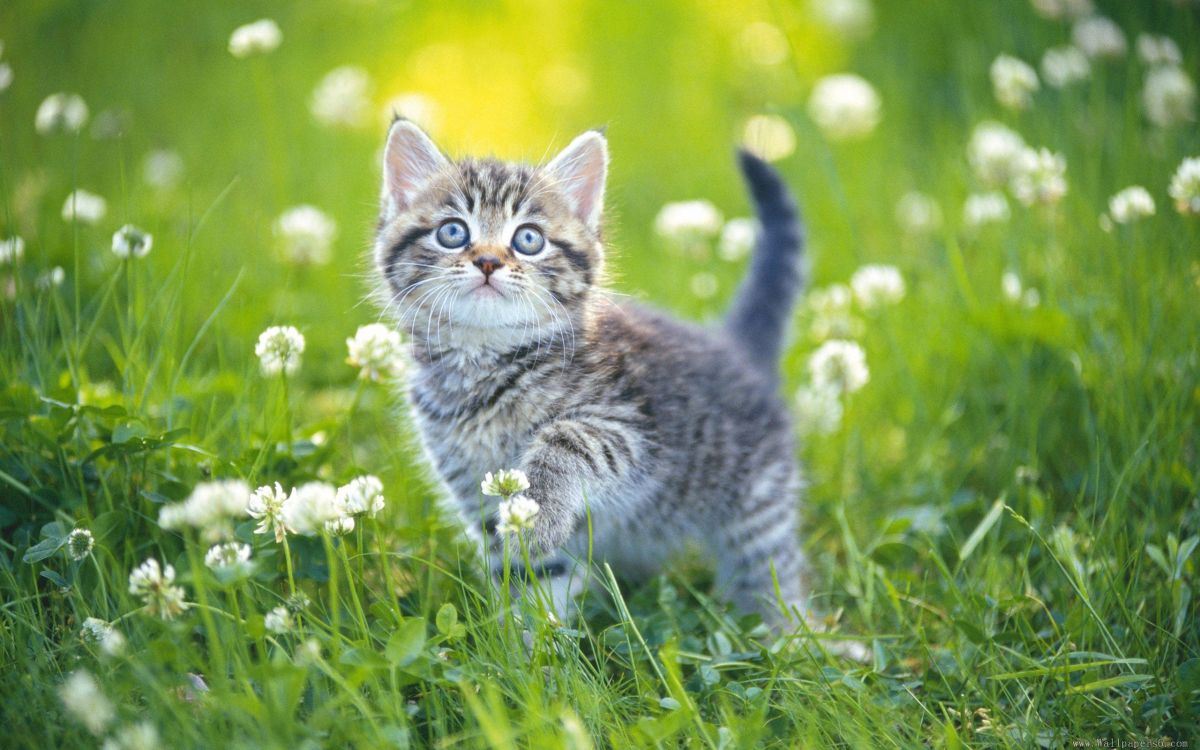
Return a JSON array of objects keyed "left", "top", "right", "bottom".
[{"left": 725, "top": 149, "right": 805, "bottom": 382}]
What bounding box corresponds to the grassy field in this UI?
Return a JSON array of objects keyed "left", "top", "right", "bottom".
[{"left": 2, "top": 0, "right": 1199, "bottom": 747}]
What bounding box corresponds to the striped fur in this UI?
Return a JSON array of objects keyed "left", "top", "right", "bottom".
[{"left": 373, "top": 121, "right": 809, "bottom": 625}]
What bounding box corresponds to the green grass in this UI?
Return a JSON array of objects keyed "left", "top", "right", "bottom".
[{"left": 2, "top": 0, "right": 1199, "bottom": 747}]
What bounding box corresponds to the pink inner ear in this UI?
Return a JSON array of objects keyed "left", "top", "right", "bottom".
[
  {"left": 382, "top": 122, "right": 447, "bottom": 215},
  {"left": 548, "top": 133, "right": 608, "bottom": 230}
]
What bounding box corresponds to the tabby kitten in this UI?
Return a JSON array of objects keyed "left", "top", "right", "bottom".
[{"left": 374, "top": 120, "right": 807, "bottom": 624}]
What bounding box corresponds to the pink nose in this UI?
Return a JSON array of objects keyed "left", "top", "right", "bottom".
[{"left": 474, "top": 256, "right": 502, "bottom": 276}]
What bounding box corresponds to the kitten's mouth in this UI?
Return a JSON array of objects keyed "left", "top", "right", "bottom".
[{"left": 470, "top": 281, "right": 504, "bottom": 299}]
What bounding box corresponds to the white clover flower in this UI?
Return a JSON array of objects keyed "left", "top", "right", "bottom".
[
  {"left": 336, "top": 475, "right": 385, "bottom": 517},
  {"left": 324, "top": 515, "right": 355, "bottom": 536},
  {"left": 1142, "top": 66, "right": 1196, "bottom": 128},
  {"left": 142, "top": 149, "right": 184, "bottom": 189},
  {"left": 1072, "top": 16, "right": 1126, "bottom": 59},
  {"left": 717, "top": 218, "right": 757, "bottom": 262},
  {"left": 282, "top": 481, "right": 341, "bottom": 535},
  {"left": 793, "top": 383, "right": 844, "bottom": 436},
  {"left": 689, "top": 272, "right": 719, "bottom": 300},
  {"left": 264, "top": 605, "right": 292, "bottom": 634},
  {"left": 497, "top": 494, "right": 540, "bottom": 535},
  {"left": 35, "top": 93, "right": 89, "bottom": 134},
  {"left": 310, "top": 66, "right": 373, "bottom": 129},
  {"left": 248, "top": 482, "right": 292, "bottom": 542},
  {"left": 807, "top": 73, "right": 881, "bottom": 141},
  {"left": 66, "top": 528, "right": 94, "bottom": 561},
  {"left": 1029, "top": 0, "right": 1093, "bottom": 20},
  {"left": 1108, "top": 186, "right": 1156, "bottom": 224},
  {"left": 895, "top": 191, "right": 942, "bottom": 235},
  {"left": 128, "top": 558, "right": 188, "bottom": 620},
  {"left": 1137, "top": 34, "right": 1182, "bottom": 67},
  {"left": 346, "top": 323, "right": 405, "bottom": 382},
  {"left": 296, "top": 638, "right": 321, "bottom": 664},
  {"left": 81, "top": 617, "right": 112, "bottom": 643},
  {"left": 158, "top": 479, "right": 252, "bottom": 540},
  {"left": 274, "top": 205, "right": 336, "bottom": 265},
  {"left": 850, "top": 264, "right": 906, "bottom": 308},
  {"left": 102, "top": 721, "right": 160, "bottom": 750},
  {"left": 99, "top": 628, "right": 126, "bottom": 657},
  {"left": 807, "top": 283, "right": 863, "bottom": 340},
  {"left": 991, "top": 54, "right": 1039, "bottom": 110},
  {"left": 480, "top": 469, "right": 530, "bottom": 498},
  {"left": 962, "top": 192, "right": 1011, "bottom": 227},
  {"left": 228, "top": 19, "right": 282, "bottom": 58},
  {"left": 808, "top": 0, "right": 874, "bottom": 39},
  {"left": 37, "top": 266, "right": 66, "bottom": 290},
  {"left": 1040, "top": 46, "right": 1090, "bottom": 88},
  {"left": 255, "top": 325, "right": 305, "bottom": 376},
  {"left": 1001, "top": 270, "right": 1041, "bottom": 308},
  {"left": 0, "top": 236, "right": 24, "bottom": 265},
  {"left": 111, "top": 224, "right": 153, "bottom": 259},
  {"left": 654, "top": 200, "right": 723, "bottom": 242},
  {"left": 742, "top": 114, "right": 796, "bottom": 162},
  {"left": 382, "top": 92, "right": 442, "bottom": 132},
  {"left": 1169, "top": 156, "right": 1200, "bottom": 215},
  {"left": 808, "top": 340, "right": 870, "bottom": 394},
  {"left": 967, "top": 121, "right": 1026, "bottom": 187},
  {"left": 0, "top": 63, "right": 12, "bottom": 93},
  {"left": 204, "top": 542, "right": 251, "bottom": 571},
  {"left": 59, "top": 670, "right": 114, "bottom": 736},
  {"left": 1010, "top": 147, "right": 1068, "bottom": 207},
  {"left": 62, "top": 189, "right": 107, "bottom": 224}
]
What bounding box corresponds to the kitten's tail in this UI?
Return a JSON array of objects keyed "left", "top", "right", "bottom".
[{"left": 725, "top": 149, "right": 805, "bottom": 381}]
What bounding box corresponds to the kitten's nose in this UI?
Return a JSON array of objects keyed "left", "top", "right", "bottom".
[{"left": 473, "top": 255, "right": 503, "bottom": 277}]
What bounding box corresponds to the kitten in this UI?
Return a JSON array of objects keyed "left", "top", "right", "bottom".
[{"left": 373, "top": 120, "right": 807, "bottom": 626}]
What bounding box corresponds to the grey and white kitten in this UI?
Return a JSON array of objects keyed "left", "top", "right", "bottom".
[{"left": 373, "top": 121, "right": 807, "bottom": 625}]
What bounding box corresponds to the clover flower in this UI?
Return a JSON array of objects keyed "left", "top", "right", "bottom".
[
  {"left": 62, "top": 189, "right": 107, "bottom": 224},
  {"left": 1136, "top": 34, "right": 1182, "bottom": 67},
  {"left": 1001, "top": 271, "right": 1041, "bottom": 308},
  {"left": 1108, "top": 186, "right": 1156, "bottom": 224},
  {"left": 654, "top": 200, "right": 723, "bottom": 244},
  {"left": 265, "top": 605, "right": 293, "bottom": 634},
  {"left": 81, "top": 617, "right": 112, "bottom": 643},
  {"left": 159, "top": 479, "right": 252, "bottom": 541},
  {"left": 142, "top": 149, "right": 184, "bottom": 189},
  {"left": 59, "top": 670, "right": 114, "bottom": 736},
  {"left": 1040, "top": 46, "right": 1090, "bottom": 88},
  {"left": 102, "top": 721, "right": 160, "bottom": 750},
  {"left": 66, "top": 528, "right": 94, "bottom": 561},
  {"left": 962, "top": 192, "right": 1011, "bottom": 227},
  {"left": 204, "top": 542, "right": 251, "bottom": 572},
  {"left": 0, "top": 63, "right": 11, "bottom": 93},
  {"left": 111, "top": 224, "right": 153, "bottom": 259},
  {"left": 346, "top": 323, "right": 405, "bottom": 382},
  {"left": 808, "top": 0, "right": 874, "bottom": 39},
  {"left": 990, "top": 54, "right": 1039, "bottom": 110},
  {"left": 807, "top": 73, "right": 881, "bottom": 141},
  {"left": 99, "top": 628, "right": 126, "bottom": 657},
  {"left": 35, "top": 93, "right": 89, "bottom": 134},
  {"left": 1168, "top": 157, "right": 1200, "bottom": 215},
  {"left": 1072, "top": 16, "right": 1126, "bottom": 59},
  {"left": 324, "top": 515, "right": 355, "bottom": 536},
  {"left": 794, "top": 383, "right": 844, "bottom": 436},
  {"left": 497, "top": 494, "right": 540, "bottom": 535},
  {"left": 717, "top": 218, "right": 756, "bottom": 262},
  {"left": 255, "top": 325, "right": 305, "bottom": 376},
  {"left": 481, "top": 469, "right": 530, "bottom": 498},
  {"left": 1029, "top": 0, "right": 1092, "bottom": 20},
  {"left": 228, "top": 19, "right": 282, "bottom": 58},
  {"left": 282, "top": 481, "right": 341, "bottom": 536},
  {"left": 895, "top": 191, "right": 942, "bottom": 236},
  {"left": 808, "top": 340, "right": 870, "bottom": 395},
  {"left": 1010, "top": 147, "right": 1068, "bottom": 207},
  {"left": 0, "top": 236, "right": 24, "bottom": 265},
  {"left": 248, "top": 482, "right": 292, "bottom": 542},
  {"left": 742, "top": 114, "right": 796, "bottom": 162},
  {"left": 37, "top": 266, "right": 66, "bottom": 290},
  {"left": 274, "top": 205, "right": 336, "bottom": 265},
  {"left": 336, "top": 475, "right": 385, "bottom": 517},
  {"left": 1142, "top": 66, "right": 1195, "bottom": 128},
  {"left": 310, "top": 66, "right": 373, "bottom": 129},
  {"left": 967, "top": 122, "right": 1026, "bottom": 187},
  {"left": 129, "top": 558, "right": 188, "bottom": 620},
  {"left": 850, "top": 264, "right": 906, "bottom": 308}
]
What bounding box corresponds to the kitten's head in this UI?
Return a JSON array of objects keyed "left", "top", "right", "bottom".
[{"left": 374, "top": 120, "right": 607, "bottom": 352}]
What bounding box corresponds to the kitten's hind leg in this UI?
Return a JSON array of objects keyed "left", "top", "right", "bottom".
[{"left": 713, "top": 496, "right": 809, "bottom": 627}]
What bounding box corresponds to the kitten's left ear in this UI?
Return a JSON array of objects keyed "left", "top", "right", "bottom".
[
  {"left": 545, "top": 130, "right": 608, "bottom": 232},
  {"left": 381, "top": 119, "right": 449, "bottom": 221}
]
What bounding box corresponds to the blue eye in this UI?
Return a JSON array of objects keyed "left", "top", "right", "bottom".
[
  {"left": 512, "top": 225, "right": 545, "bottom": 255},
  {"left": 435, "top": 219, "right": 470, "bottom": 249}
]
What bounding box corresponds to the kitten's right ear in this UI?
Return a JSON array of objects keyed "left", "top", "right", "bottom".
[{"left": 381, "top": 119, "right": 449, "bottom": 220}]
